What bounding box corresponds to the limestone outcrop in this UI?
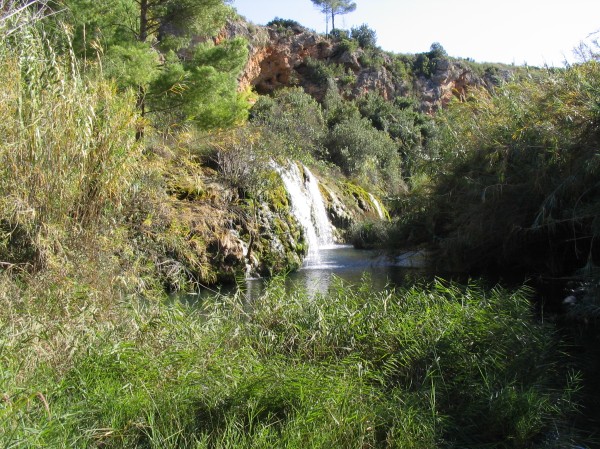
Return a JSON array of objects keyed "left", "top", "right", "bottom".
[{"left": 223, "top": 19, "right": 511, "bottom": 113}]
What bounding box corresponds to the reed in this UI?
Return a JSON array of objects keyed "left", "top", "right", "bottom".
[
  {"left": 0, "top": 17, "right": 139, "bottom": 270},
  {"left": 0, "top": 276, "right": 580, "bottom": 448}
]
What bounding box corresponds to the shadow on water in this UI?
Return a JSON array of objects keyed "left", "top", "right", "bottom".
[{"left": 180, "top": 245, "right": 434, "bottom": 306}]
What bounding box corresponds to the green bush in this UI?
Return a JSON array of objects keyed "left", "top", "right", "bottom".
[
  {"left": 266, "top": 17, "right": 303, "bottom": 31},
  {"left": 250, "top": 87, "right": 327, "bottom": 159},
  {"left": 350, "top": 23, "right": 377, "bottom": 49},
  {"left": 325, "top": 116, "right": 403, "bottom": 192},
  {"left": 334, "top": 36, "right": 359, "bottom": 55},
  {"left": 413, "top": 43, "right": 449, "bottom": 78},
  {"left": 406, "top": 61, "right": 600, "bottom": 276},
  {"left": 356, "top": 92, "right": 436, "bottom": 176},
  {"left": 300, "top": 57, "right": 346, "bottom": 86},
  {"left": 357, "top": 47, "right": 385, "bottom": 69}
]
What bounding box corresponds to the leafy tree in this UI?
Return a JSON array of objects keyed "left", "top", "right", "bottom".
[
  {"left": 63, "top": 0, "right": 248, "bottom": 135},
  {"left": 310, "top": 0, "right": 356, "bottom": 34},
  {"left": 350, "top": 23, "right": 376, "bottom": 49},
  {"left": 428, "top": 42, "right": 447, "bottom": 59},
  {"left": 414, "top": 42, "right": 449, "bottom": 78}
]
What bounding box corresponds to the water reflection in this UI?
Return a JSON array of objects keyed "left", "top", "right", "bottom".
[{"left": 185, "top": 245, "right": 431, "bottom": 304}]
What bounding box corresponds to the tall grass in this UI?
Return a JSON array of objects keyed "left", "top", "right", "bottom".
[
  {"left": 401, "top": 63, "right": 600, "bottom": 278},
  {"left": 0, "top": 15, "right": 139, "bottom": 270},
  {"left": 0, "top": 276, "right": 581, "bottom": 448}
]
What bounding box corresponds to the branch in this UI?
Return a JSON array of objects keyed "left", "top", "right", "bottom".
[{"left": 0, "top": 0, "right": 61, "bottom": 38}]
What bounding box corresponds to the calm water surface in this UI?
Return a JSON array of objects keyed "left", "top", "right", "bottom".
[{"left": 186, "top": 245, "right": 432, "bottom": 303}]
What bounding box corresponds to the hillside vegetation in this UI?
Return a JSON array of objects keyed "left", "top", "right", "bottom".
[{"left": 0, "top": 1, "right": 596, "bottom": 447}]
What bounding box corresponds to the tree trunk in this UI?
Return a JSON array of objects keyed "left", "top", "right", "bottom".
[
  {"left": 136, "top": 0, "right": 149, "bottom": 140},
  {"left": 139, "top": 0, "right": 148, "bottom": 41}
]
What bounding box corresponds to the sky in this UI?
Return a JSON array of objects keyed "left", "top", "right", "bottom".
[{"left": 231, "top": 0, "right": 600, "bottom": 67}]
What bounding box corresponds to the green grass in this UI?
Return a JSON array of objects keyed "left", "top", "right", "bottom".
[
  {"left": 0, "top": 276, "right": 580, "bottom": 448},
  {"left": 0, "top": 6, "right": 585, "bottom": 449}
]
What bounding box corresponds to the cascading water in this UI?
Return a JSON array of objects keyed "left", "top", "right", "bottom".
[
  {"left": 368, "top": 193, "right": 386, "bottom": 220},
  {"left": 273, "top": 161, "right": 334, "bottom": 262}
]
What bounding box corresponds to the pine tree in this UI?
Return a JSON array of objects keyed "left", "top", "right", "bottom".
[
  {"left": 64, "top": 0, "right": 248, "bottom": 136},
  {"left": 310, "top": 0, "right": 356, "bottom": 34}
]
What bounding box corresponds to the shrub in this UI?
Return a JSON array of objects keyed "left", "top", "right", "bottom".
[
  {"left": 413, "top": 42, "right": 449, "bottom": 78},
  {"left": 330, "top": 28, "right": 350, "bottom": 40},
  {"left": 350, "top": 23, "right": 377, "bottom": 49},
  {"left": 334, "top": 36, "right": 358, "bottom": 55},
  {"left": 299, "top": 56, "right": 344, "bottom": 86},
  {"left": 325, "top": 116, "right": 404, "bottom": 191},
  {"left": 267, "top": 17, "right": 303, "bottom": 29},
  {"left": 408, "top": 62, "right": 600, "bottom": 276},
  {"left": 250, "top": 87, "right": 327, "bottom": 159},
  {"left": 357, "top": 47, "right": 385, "bottom": 69}
]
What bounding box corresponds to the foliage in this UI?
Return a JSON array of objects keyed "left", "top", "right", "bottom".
[
  {"left": 350, "top": 23, "right": 377, "bottom": 49},
  {"left": 0, "top": 0, "right": 52, "bottom": 37},
  {"left": 356, "top": 92, "right": 435, "bottom": 176},
  {"left": 428, "top": 42, "right": 448, "bottom": 59},
  {"left": 325, "top": 115, "right": 403, "bottom": 191},
  {"left": 332, "top": 33, "right": 358, "bottom": 55},
  {"left": 62, "top": 0, "right": 249, "bottom": 132},
  {"left": 350, "top": 219, "right": 392, "bottom": 248},
  {"left": 414, "top": 42, "right": 449, "bottom": 78},
  {"left": 310, "top": 0, "right": 356, "bottom": 33},
  {"left": 387, "top": 53, "right": 415, "bottom": 84},
  {"left": 63, "top": 0, "right": 231, "bottom": 50},
  {"left": 298, "top": 56, "right": 347, "bottom": 86},
  {"left": 0, "top": 276, "right": 579, "bottom": 448},
  {"left": 0, "top": 21, "right": 140, "bottom": 270},
  {"left": 266, "top": 17, "right": 303, "bottom": 32},
  {"left": 150, "top": 38, "right": 250, "bottom": 129},
  {"left": 357, "top": 46, "right": 385, "bottom": 69},
  {"left": 322, "top": 83, "right": 361, "bottom": 127},
  {"left": 250, "top": 87, "right": 328, "bottom": 159},
  {"left": 403, "top": 62, "right": 600, "bottom": 276}
]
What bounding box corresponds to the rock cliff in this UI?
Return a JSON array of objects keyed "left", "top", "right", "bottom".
[{"left": 222, "top": 19, "right": 511, "bottom": 113}]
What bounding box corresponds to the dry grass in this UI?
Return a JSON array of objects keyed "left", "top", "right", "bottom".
[{"left": 0, "top": 23, "right": 140, "bottom": 270}]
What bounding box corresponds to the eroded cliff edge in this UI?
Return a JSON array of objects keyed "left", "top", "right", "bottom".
[{"left": 220, "top": 18, "right": 511, "bottom": 113}]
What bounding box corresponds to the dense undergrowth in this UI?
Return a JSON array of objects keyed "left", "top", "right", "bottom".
[
  {"left": 0, "top": 1, "right": 594, "bottom": 447},
  {"left": 394, "top": 62, "right": 600, "bottom": 284},
  {"left": 0, "top": 275, "right": 580, "bottom": 448}
]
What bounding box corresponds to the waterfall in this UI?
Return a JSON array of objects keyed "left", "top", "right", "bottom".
[
  {"left": 368, "top": 193, "right": 386, "bottom": 220},
  {"left": 273, "top": 161, "right": 334, "bottom": 261}
]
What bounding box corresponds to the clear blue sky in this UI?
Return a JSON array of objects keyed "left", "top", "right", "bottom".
[{"left": 232, "top": 0, "right": 600, "bottom": 67}]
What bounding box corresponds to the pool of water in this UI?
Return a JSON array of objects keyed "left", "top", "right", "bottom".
[{"left": 184, "top": 245, "right": 433, "bottom": 304}]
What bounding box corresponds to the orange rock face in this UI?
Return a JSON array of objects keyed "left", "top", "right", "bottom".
[{"left": 221, "top": 20, "right": 507, "bottom": 113}]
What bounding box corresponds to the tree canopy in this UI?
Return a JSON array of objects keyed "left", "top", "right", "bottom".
[
  {"left": 310, "top": 0, "right": 356, "bottom": 34},
  {"left": 64, "top": 0, "right": 249, "bottom": 133}
]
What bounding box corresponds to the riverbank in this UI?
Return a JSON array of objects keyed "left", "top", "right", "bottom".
[{"left": 0, "top": 274, "right": 580, "bottom": 448}]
